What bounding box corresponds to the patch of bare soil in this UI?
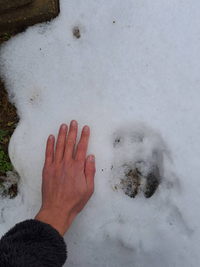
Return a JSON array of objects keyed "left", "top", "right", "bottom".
[{"left": 0, "top": 35, "right": 19, "bottom": 198}]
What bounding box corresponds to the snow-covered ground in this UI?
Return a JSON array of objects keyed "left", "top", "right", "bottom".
[{"left": 1, "top": 0, "right": 200, "bottom": 266}]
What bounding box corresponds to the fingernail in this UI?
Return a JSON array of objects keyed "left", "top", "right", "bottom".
[
  {"left": 83, "top": 126, "right": 89, "bottom": 131},
  {"left": 90, "top": 155, "right": 95, "bottom": 162},
  {"left": 71, "top": 120, "right": 77, "bottom": 127},
  {"left": 49, "top": 135, "right": 54, "bottom": 140},
  {"left": 61, "top": 124, "right": 67, "bottom": 129}
]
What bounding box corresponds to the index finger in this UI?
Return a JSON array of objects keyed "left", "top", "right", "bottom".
[{"left": 74, "top": 125, "right": 90, "bottom": 163}]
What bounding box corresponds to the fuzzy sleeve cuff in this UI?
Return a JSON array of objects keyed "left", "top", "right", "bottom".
[{"left": 0, "top": 219, "right": 67, "bottom": 267}]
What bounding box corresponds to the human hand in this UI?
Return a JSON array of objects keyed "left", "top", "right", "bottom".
[{"left": 35, "top": 120, "right": 96, "bottom": 236}]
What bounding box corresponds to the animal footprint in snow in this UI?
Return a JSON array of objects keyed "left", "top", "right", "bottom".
[
  {"left": 112, "top": 124, "right": 167, "bottom": 198},
  {"left": 120, "top": 161, "right": 160, "bottom": 198}
]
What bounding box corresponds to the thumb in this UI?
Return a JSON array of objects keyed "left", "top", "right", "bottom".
[{"left": 85, "top": 154, "right": 96, "bottom": 194}]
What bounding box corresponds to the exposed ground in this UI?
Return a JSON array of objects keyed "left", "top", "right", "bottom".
[{"left": 0, "top": 33, "right": 19, "bottom": 197}]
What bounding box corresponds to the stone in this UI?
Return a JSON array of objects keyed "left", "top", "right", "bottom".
[
  {"left": 0, "top": 0, "right": 59, "bottom": 34},
  {"left": 0, "top": 0, "right": 32, "bottom": 13}
]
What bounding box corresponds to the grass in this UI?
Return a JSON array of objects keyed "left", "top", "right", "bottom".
[
  {"left": 0, "top": 130, "right": 12, "bottom": 173},
  {"left": 0, "top": 129, "right": 10, "bottom": 143},
  {"left": 0, "top": 146, "right": 12, "bottom": 173},
  {"left": 3, "top": 33, "right": 11, "bottom": 41}
]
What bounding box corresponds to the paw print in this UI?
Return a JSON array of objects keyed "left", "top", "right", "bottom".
[{"left": 112, "top": 124, "right": 166, "bottom": 199}]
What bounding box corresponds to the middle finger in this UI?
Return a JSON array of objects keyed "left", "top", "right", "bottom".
[
  {"left": 64, "top": 120, "right": 78, "bottom": 161},
  {"left": 54, "top": 124, "right": 68, "bottom": 163}
]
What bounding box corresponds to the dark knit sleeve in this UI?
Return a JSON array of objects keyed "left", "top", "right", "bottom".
[{"left": 0, "top": 219, "right": 67, "bottom": 267}]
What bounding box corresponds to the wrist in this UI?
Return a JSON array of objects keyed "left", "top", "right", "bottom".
[{"left": 34, "top": 208, "right": 72, "bottom": 236}]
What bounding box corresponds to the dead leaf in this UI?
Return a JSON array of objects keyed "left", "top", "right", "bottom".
[{"left": 7, "top": 122, "right": 14, "bottom": 126}]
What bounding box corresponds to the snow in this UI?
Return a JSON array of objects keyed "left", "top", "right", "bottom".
[{"left": 1, "top": 0, "right": 200, "bottom": 266}]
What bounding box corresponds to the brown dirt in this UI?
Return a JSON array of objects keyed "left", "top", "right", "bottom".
[
  {"left": 0, "top": 79, "right": 18, "bottom": 173},
  {"left": 0, "top": 35, "right": 19, "bottom": 197}
]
